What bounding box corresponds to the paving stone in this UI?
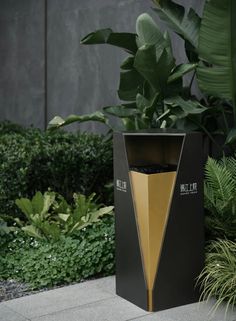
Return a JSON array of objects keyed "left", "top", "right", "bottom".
[
  {"left": 127, "top": 301, "right": 236, "bottom": 321},
  {"left": 3, "top": 277, "right": 115, "bottom": 319},
  {"left": 31, "top": 296, "right": 149, "bottom": 321},
  {"left": 91, "top": 275, "right": 116, "bottom": 295},
  {"left": 0, "top": 304, "right": 28, "bottom": 321}
]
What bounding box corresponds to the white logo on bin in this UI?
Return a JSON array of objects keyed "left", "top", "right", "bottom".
[
  {"left": 180, "top": 183, "right": 197, "bottom": 195},
  {"left": 116, "top": 179, "right": 127, "bottom": 192}
]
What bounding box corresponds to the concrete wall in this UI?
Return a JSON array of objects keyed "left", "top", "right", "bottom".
[{"left": 0, "top": 0, "right": 205, "bottom": 132}]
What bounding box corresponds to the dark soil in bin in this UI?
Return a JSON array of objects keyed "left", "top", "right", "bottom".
[{"left": 130, "top": 164, "right": 177, "bottom": 174}]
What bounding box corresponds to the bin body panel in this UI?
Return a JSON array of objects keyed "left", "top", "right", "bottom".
[
  {"left": 114, "top": 133, "right": 147, "bottom": 310},
  {"left": 152, "top": 133, "right": 204, "bottom": 311},
  {"left": 114, "top": 131, "right": 204, "bottom": 312}
]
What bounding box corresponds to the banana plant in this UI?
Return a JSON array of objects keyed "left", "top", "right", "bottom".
[
  {"left": 49, "top": 13, "right": 206, "bottom": 132},
  {"left": 152, "top": 0, "right": 201, "bottom": 62},
  {"left": 49, "top": 0, "right": 236, "bottom": 150},
  {"left": 196, "top": 0, "right": 236, "bottom": 145},
  {"left": 153, "top": 0, "right": 236, "bottom": 148}
]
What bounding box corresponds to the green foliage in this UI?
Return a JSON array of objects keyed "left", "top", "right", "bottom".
[
  {"left": 198, "top": 239, "right": 236, "bottom": 312},
  {"left": 0, "top": 218, "right": 14, "bottom": 249},
  {"left": 204, "top": 157, "right": 236, "bottom": 240},
  {"left": 0, "top": 124, "right": 113, "bottom": 219},
  {"left": 0, "top": 120, "right": 25, "bottom": 135},
  {"left": 49, "top": 13, "right": 205, "bottom": 133},
  {"left": 155, "top": 0, "right": 236, "bottom": 148},
  {"left": 153, "top": 0, "right": 201, "bottom": 49},
  {"left": 49, "top": 0, "right": 236, "bottom": 151},
  {"left": 15, "top": 191, "right": 113, "bottom": 241},
  {"left": 0, "top": 217, "right": 115, "bottom": 289}
]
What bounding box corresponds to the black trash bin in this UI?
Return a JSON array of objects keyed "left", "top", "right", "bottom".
[{"left": 113, "top": 130, "right": 204, "bottom": 312}]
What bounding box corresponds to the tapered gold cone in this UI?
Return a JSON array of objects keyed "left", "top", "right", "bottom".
[{"left": 130, "top": 171, "right": 176, "bottom": 311}]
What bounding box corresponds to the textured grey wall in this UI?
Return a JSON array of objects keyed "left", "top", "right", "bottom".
[
  {"left": 0, "top": 0, "right": 205, "bottom": 132},
  {"left": 0, "top": 0, "right": 45, "bottom": 129}
]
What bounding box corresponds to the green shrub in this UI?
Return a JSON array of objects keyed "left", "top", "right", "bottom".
[
  {"left": 0, "top": 123, "right": 113, "bottom": 219},
  {"left": 0, "top": 218, "right": 14, "bottom": 249},
  {"left": 15, "top": 191, "right": 113, "bottom": 240},
  {"left": 204, "top": 156, "right": 236, "bottom": 240},
  {"left": 0, "top": 216, "right": 115, "bottom": 289},
  {"left": 0, "top": 120, "right": 26, "bottom": 135},
  {"left": 198, "top": 239, "right": 236, "bottom": 312}
]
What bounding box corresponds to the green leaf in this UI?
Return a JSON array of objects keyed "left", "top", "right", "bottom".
[
  {"left": 118, "top": 69, "right": 144, "bottom": 101},
  {"left": 15, "top": 198, "right": 33, "bottom": 220},
  {"left": 168, "top": 63, "right": 197, "bottom": 83},
  {"left": 81, "top": 28, "right": 137, "bottom": 54},
  {"left": 153, "top": 0, "right": 200, "bottom": 48},
  {"left": 197, "top": 0, "right": 236, "bottom": 118},
  {"left": 144, "top": 93, "right": 160, "bottom": 118},
  {"left": 226, "top": 128, "right": 236, "bottom": 145},
  {"left": 103, "top": 103, "right": 139, "bottom": 118},
  {"left": 136, "top": 93, "right": 150, "bottom": 112},
  {"left": 40, "top": 222, "right": 61, "bottom": 241},
  {"left": 120, "top": 57, "right": 134, "bottom": 70},
  {"left": 134, "top": 46, "right": 174, "bottom": 91},
  {"left": 122, "top": 118, "right": 136, "bottom": 130},
  {"left": 48, "top": 112, "right": 108, "bottom": 130},
  {"left": 165, "top": 96, "right": 207, "bottom": 115},
  {"left": 136, "top": 13, "right": 167, "bottom": 49},
  {"left": 58, "top": 213, "right": 70, "bottom": 222},
  {"left": 89, "top": 206, "right": 114, "bottom": 222},
  {"left": 41, "top": 192, "right": 55, "bottom": 217},
  {"left": 31, "top": 192, "right": 44, "bottom": 215},
  {"left": 22, "top": 225, "right": 44, "bottom": 240}
]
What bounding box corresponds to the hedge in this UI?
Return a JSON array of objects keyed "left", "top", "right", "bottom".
[{"left": 0, "top": 122, "right": 113, "bottom": 219}]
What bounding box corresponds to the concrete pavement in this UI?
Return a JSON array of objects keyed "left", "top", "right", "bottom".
[{"left": 0, "top": 276, "right": 235, "bottom": 321}]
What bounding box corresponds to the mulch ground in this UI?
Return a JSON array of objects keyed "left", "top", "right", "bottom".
[{"left": 0, "top": 280, "right": 44, "bottom": 302}]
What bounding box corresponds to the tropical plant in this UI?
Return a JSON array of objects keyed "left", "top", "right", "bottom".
[
  {"left": 49, "top": 12, "right": 206, "bottom": 133},
  {"left": 198, "top": 239, "right": 236, "bottom": 313},
  {"left": 49, "top": 0, "right": 236, "bottom": 151},
  {"left": 15, "top": 191, "right": 113, "bottom": 240},
  {"left": 204, "top": 156, "right": 236, "bottom": 240},
  {"left": 196, "top": 0, "right": 236, "bottom": 145}
]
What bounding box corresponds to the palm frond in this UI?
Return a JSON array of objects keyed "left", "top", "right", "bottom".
[
  {"left": 204, "top": 157, "right": 235, "bottom": 211},
  {"left": 220, "top": 156, "right": 236, "bottom": 180}
]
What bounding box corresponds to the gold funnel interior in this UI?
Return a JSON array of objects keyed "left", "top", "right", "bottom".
[
  {"left": 125, "top": 135, "right": 183, "bottom": 311},
  {"left": 130, "top": 171, "right": 176, "bottom": 311}
]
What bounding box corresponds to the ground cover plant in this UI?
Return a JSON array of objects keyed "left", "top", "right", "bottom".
[{"left": 0, "top": 216, "right": 115, "bottom": 290}]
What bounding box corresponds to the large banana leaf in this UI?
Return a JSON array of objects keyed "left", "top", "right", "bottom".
[
  {"left": 136, "top": 13, "right": 166, "bottom": 49},
  {"left": 168, "top": 63, "right": 197, "bottom": 83},
  {"left": 197, "top": 0, "right": 236, "bottom": 118},
  {"left": 134, "top": 47, "right": 174, "bottom": 91},
  {"left": 81, "top": 29, "right": 137, "bottom": 54},
  {"left": 153, "top": 0, "right": 200, "bottom": 48},
  {"left": 118, "top": 69, "right": 144, "bottom": 101},
  {"left": 134, "top": 14, "right": 175, "bottom": 91},
  {"left": 103, "top": 103, "right": 140, "bottom": 118},
  {"left": 48, "top": 112, "right": 108, "bottom": 130},
  {"left": 165, "top": 96, "right": 207, "bottom": 117}
]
